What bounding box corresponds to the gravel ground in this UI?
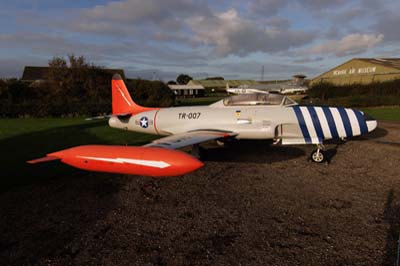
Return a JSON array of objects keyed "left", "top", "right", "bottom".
[{"left": 1, "top": 121, "right": 399, "bottom": 266}]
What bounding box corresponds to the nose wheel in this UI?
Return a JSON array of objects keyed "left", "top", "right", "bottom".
[{"left": 311, "top": 144, "right": 325, "bottom": 163}]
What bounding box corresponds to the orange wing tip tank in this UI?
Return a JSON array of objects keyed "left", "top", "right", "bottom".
[{"left": 27, "top": 145, "right": 204, "bottom": 177}]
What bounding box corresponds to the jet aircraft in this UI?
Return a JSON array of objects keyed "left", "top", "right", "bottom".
[
  {"left": 226, "top": 83, "right": 308, "bottom": 95},
  {"left": 29, "top": 74, "right": 377, "bottom": 177},
  {"left": 226, "top": 75, "right": 308, "bottom": 95}
]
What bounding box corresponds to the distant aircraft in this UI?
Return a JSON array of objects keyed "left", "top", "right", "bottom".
[
  {"left": 29, "top": 74, "right": 377, "bottom": 177},
  {"left": 226, "top": 75, "right": 308, "bottom": 95},
  {"left": 226, "top": 83, "right": 308, "bottom": 95}
]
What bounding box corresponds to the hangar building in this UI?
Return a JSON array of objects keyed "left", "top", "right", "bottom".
[
  {"left": 168, "top": 84, "right": 205, "bottom": 98},
  {"left": 311, "top": 58, "right": 400, "bottom": 85}
]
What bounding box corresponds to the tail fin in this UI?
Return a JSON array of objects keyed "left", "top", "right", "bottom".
[{"left": 112, "top": 74, "right": 157, "bottom": 115}]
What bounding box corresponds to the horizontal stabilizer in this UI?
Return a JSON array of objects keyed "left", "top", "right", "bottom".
[
  {"left": 85, "top": 115, "right": 112, "bottom": 121},
  {"left": 27, "top": 156, "right": 60, "bottom": 164},
  {"left": 85, "top": 113, "right": 131, "bottom": 121}
]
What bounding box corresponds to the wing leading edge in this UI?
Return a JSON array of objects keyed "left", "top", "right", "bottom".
[{"left": 144, "top": 130, "right": 237, "bottom": 149}]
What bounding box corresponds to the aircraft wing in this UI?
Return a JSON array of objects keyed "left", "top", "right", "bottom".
[{"left": 144, "top": 130, "right": 237, "bottom": 149}]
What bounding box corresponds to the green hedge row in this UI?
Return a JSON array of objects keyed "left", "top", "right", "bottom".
[
  {"left": 307, "top": 79, "right": 400, "bottom": 107},
  {"left": 306, "top": 95, "right": 400, "bottom": 107},
  {"left": 309, "top": 79, "right": 400, "bottom": 99}
]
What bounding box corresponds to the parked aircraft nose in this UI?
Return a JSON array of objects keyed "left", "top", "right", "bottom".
[{"left": 363, "top": 112, "right": 377, "bottom": 132}]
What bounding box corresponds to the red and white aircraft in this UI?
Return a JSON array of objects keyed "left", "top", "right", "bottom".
[{"left": 29, "top": 74, "right": 377, "bottom": 177}]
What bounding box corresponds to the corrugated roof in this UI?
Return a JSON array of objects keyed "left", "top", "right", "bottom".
[
  {"left": 357, "top": 58, "right": 400, "bottom": 70},
  {"left": 22, "top": 66, "right": 125, "bottom": 81},
  {"left": 312, "top": 58, "right": 400, "bottom": 82}
]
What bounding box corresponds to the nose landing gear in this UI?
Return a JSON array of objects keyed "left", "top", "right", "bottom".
[{"left": 311, "top": 144, "right": 326, "bottom": 163}]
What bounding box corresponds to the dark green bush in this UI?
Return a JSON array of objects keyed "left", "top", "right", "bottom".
[
  {"left": 126, "top": 79, "right": 175, "bottom": 107},
  {"left": 308, "top": 79, "right": 400, "bottom": 107},
  {"left": 0, "top": 56, "right": 175, "bottom": 117},
  {"left": 309, "top": 79, "right": 400, "bottom": 99}
]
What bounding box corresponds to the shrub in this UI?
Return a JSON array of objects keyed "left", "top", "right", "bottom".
[{"left": 308, "top": 79, "right": 400, "bottom": 107}]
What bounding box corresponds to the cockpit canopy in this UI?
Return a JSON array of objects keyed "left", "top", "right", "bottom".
[{"left": 222, "top": 93, "right": 297, "bottom": 106}]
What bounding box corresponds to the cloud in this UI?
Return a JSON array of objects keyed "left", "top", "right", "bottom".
[
  {"left": 304, "top": 33, "right": 384, "bottom": 57},
  {"left": 249, "top": 0, "right": 288, "bottom": 17},
  {"left": 373, "top": 11, "right": 400, "bottom": 42},
  {"left": 2, "top": 0, "right": 398, "bottom": 80},
  {"left": 209, "top": 60, "right": 318, "bottom": 80},
  {"left": 297, "top": 0, "right": 348, "bottom": 10},
  {"left": 331, "top": 8, "right": 366, "bottom": 23},
  {"left": 248, "top": 0, "right": 347, "bottom": 16},
  {"left": 0, "top": 57, "right": 47, "bottom": 78},
  {"left": 188, "top": 9, "right": 314, "bottom": 57},
  {"left": 293, "top": 56, "right": 324, "bottom": 63},
  {"left": 264, "top": 17, "right": 291, "bottom": 30},
  {"left": 79, "top": 0, "right": 209, "bottom": 31},
  {"left": 0, "top": 33, "right": 136, "bottom": 61}
]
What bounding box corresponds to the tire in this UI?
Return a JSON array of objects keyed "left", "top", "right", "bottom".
[
  {"left": 191, "top": 145, "right": 204, "bottom": 159},
  {"left": 216, "top": 140, "right": 225, "bottom": 146},
  {"left": 311, "top": 149, "right": 325, "bottom": 163}
]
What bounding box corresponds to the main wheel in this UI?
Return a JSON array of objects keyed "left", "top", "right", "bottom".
[
  {"left": 191, "top": 145, "right": 204, "bottom": 159},
  {"left": 311, "top": 149, "right": 325, "bottom": 163},
  {"left": 216, "top": 140, "right": 225, "bottom": 146}
]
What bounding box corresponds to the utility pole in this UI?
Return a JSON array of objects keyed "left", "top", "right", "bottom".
[{"left": 261, "top": 65, "right": 264, "bottom": 81}]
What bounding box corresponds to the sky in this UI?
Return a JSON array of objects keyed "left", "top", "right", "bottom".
[{"left": 0, "top": 0, "right": 399, "bottom": 81}]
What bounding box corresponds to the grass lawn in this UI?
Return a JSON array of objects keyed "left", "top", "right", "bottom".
[
  {"left": 0, "top": 118, "right": 157, "bottom": 191},
  {"left": 361, "top": 106, "right": 400, "bottom": 121}
]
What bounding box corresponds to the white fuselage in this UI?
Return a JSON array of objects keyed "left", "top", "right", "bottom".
[
  {"left": 109, "top": 100, "right": 377, "bottom": 145},
  {"left": 109, "top": 105, "right": 287, "bottom": 139}
]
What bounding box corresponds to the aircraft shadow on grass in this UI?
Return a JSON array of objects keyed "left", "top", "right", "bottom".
[{"left": 0, "top": 120, "right": 148, "bottom": 192}]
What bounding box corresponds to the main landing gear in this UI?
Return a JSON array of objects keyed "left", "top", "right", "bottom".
[
  {"left": 191, "top": 144, "right": 204, "bottom": 159},
  {"left": 311, "top": 144, "right": 326, "bottom": 163}
]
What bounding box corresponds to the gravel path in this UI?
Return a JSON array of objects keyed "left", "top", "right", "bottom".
[{"left": 1, "top": 121, "right": 400, "bottom": 266}]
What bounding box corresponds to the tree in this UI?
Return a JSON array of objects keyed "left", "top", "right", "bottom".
[
  {"left": 42, "top": 55, "right": 111, "bottom": 116},
  {"left": 126, "top": 79, "right": 175, "bottom": 107},
  {"left": 167, "top": 80, "right": 177, "bottom": 85},
  {"left": 0, "top": 79, "right": 8, "bottom": 99},
  {"left": 176, "top": 74, "right": 193, "bottom": 85},
  {"left": 68, "top": 54, "right": 88, "bottom": 68}
]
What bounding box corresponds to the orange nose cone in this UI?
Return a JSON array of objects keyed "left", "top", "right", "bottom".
[
  {"left": 45, "top": 145, "right": 203, "bottom": 177},
  {"left": 141, "top": 147, "right": 204, "bottom": 177}
]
